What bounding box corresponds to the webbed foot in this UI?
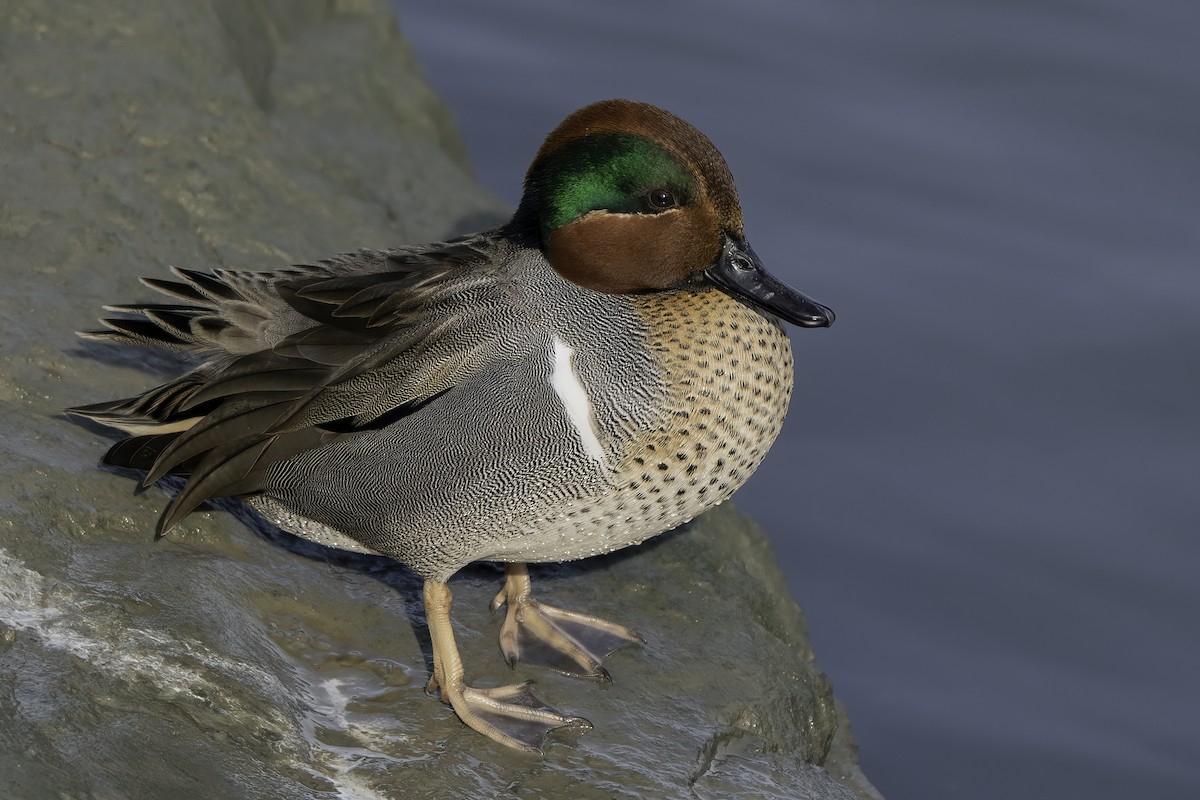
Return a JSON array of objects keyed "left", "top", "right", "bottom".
[
  {"left": 425, "top": 674, "right": 591, "bottom": 751},
  {"left": 424, "top": 580, "right": 590, "bottom": 751},
  {"left": 491, "top": 563, "right": 645, "bottom": 681}
]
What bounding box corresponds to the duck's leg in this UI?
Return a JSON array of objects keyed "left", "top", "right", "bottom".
[
  {"left": 423, "top": 580, "right": 590, "bottom": 751},
  {"left": 490, "top": 563, "right": 644, "bottom": 681}
]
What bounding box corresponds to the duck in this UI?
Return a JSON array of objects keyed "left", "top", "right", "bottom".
[{"left": 69, "top": 98, "right": 834, "bottom": 752}]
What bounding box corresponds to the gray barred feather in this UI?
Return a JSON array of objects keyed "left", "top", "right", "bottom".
[{"left": 71, "top": 229, "right": 795, "bottom": 581}]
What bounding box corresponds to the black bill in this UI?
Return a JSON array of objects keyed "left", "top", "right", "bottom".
[{"left": 705, "top": 234, "right": 834, "bottom": 328}]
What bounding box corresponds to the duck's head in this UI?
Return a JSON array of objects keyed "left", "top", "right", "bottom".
[{"left": 510, "top": 99, "right": 834, "bottom": 328}]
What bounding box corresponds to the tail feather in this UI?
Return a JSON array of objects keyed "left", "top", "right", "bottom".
[
  {"left": 103, "top": 433, "right": 184, "bottom": 472},
  {"left": 156, "top": 436, "right": 274, "bottom": 536},
  {"left": 79, "top": 264, "right": 289, "bottom": 353},
  {"left": 170, "top": 267, "right": 240, "bottom": 303},
  {"left": 67, "top": 374, "right": 210, "bottom": 435},
  {"left": 85, "top": 317, "right": 192, "bottom": 349},
  {"left": 139, "top": 276, "right": 211, "bottom": 304},
  {"left": 143, "top": 395, "right": 299, "bottom": 485}
]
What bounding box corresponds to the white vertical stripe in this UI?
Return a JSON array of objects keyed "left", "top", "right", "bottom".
[{"left": 550, "top": 336, "right": 605, "bottom": 463}]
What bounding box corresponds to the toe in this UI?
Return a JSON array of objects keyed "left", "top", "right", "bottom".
[{"left": 457, "top": 681, "right": 592, "bottom": 751}]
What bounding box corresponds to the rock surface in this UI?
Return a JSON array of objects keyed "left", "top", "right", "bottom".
[{"left": 0, "top": 1, "right": 879, "bottom": 797}]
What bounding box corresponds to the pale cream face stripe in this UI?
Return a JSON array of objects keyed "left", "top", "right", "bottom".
[{"left": 550, "top": 336, "right": 606, "bottom": 464}]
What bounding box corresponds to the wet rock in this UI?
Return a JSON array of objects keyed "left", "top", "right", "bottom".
[{"left": 0, "top": 1, "right": 878, "bottom": 797}]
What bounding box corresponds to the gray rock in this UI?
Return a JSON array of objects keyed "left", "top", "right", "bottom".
[{"left": 0, "top": 1, "right": 879, "bottom": 797}]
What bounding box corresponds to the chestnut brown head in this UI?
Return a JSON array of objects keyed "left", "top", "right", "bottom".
[{"left": 511, "top": 100, "right": 834, "bottom": 327}]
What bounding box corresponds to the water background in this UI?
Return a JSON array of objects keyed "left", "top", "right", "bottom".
[{"left": 395, "top": 2, "right": 1200, "bottom": 797}]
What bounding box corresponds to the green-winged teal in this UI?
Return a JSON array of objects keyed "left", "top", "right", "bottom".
[{"left": 70, "top": 99, "right": 834, "bottom": 751}]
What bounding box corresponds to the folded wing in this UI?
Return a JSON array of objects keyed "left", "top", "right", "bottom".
[{"left": 69, "top": 235, "right": 516, "bottom": 535}]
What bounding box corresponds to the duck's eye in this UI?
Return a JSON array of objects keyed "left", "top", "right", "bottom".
[{"left": 645, "top": 189, "right": 677, "bottom": 211}]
